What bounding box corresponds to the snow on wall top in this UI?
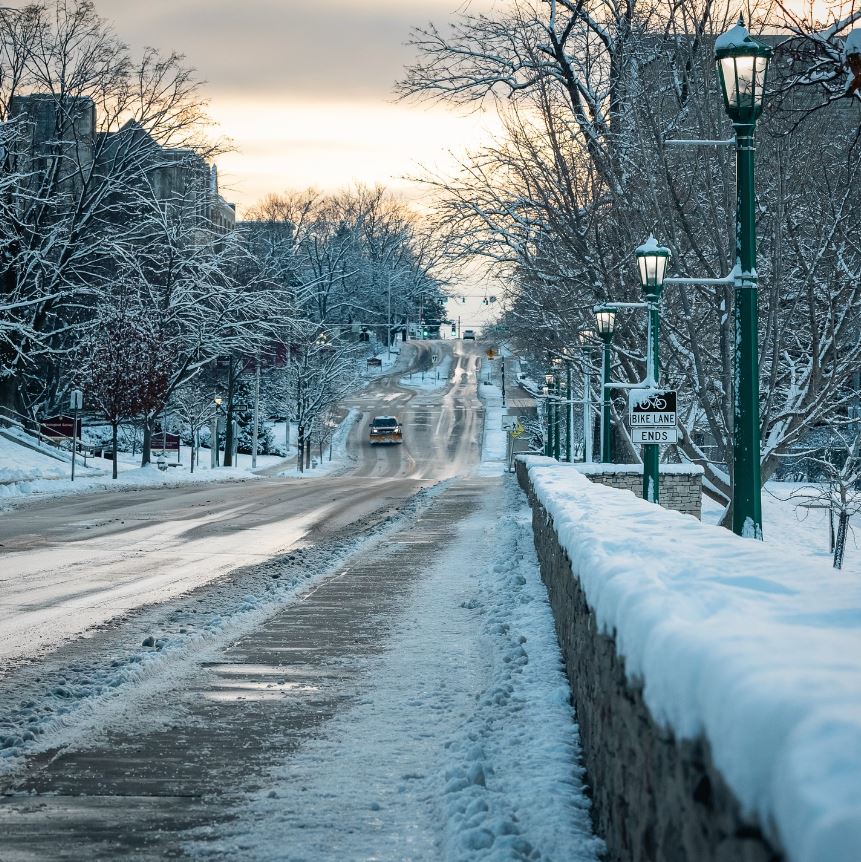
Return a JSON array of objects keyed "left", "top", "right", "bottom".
[{"left": 519, "top": 455, "right": 861, "bottom": 862}]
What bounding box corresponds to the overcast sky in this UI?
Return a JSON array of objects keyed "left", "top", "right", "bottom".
[{"left": 87, "top": 0, "right": 499, "bottom": 214}]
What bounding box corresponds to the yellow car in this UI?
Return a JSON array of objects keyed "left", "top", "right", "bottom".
[{"left": 369, "top": 416, "right": 403, "bottom": 445}]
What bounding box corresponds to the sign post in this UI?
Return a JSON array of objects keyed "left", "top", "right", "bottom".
[{"left": 69, "top": 389, "right": 83, "bottom": 481}]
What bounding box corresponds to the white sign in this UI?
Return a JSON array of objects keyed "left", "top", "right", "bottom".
[
  {"left": 632, "top": 427, "right": 679, "bottom": 444},
  {"left": 69, "top": 389, "right": 83, "bottom": 410},
  {"left": 630, "top": 412, "right": 676, "bottom": 427}
]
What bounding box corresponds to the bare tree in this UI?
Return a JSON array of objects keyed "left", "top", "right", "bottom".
[{"left": 401, "top": 0, "right": 861, "bottom": 523}]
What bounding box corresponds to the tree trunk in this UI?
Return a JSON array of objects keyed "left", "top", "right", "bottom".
[
  {"left": 834, "top": 510, "right": 850, "bottom": 569},
  {"left": 297, "top": 425, "right": 304, "bottom": 473},
  {"left": 141, "top": 417, "right": 153, "bottom": 467},
  {"left": 305, "top": 436, "right": 311, "bottom": 470},
  {"left": 111, "top": 422, "right": 119, "bottom": 480},
  {"left": 190, "top": 426, "right": 196, "bottom": 474},
  {"left": 224, "top": 358, "right": 236, "bottom": 467}
]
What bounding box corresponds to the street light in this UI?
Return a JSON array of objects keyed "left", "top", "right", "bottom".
[
  {"left": 578, "top": 329, "right": 597, "bottom": 463},
  {"left": 635, "top": 236, "right": 671, "bottom": 503},
  {"left": 594, "top": 307, "right": 617, "bottom": 463},
  {"left": 715, "top": 17, "right": 772, "bottom": 538},
  {"left": 635, "top": 236, "right": 671, "bottom": 301},
  {"left": 544, "top": 373, "right": 556, "bottom": 458},
  {"left": 715, "top": 18, "right": 772, "bottom": 125}
]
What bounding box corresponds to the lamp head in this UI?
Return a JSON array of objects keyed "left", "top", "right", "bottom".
[
  {"left": 714, "top": 17, "right": 772, "bottom": 124},
  {"left": 594, "top": 306, "right": 617, "bottom": 341},
  {"left": 635, "top": 235, "right": 671, "bottom": 299}
]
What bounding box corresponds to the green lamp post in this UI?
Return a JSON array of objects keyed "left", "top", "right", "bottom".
[
  {"left": 715, "top": 17, "right": 772, "bottom": 538},
  {"left": 542, "top": 379, "right": 553, "bottom": 457},
  {"left": 561, "top": 347, "right": 574, "bottom": 462},
  {"left": 544, "top": 373, "right": 556, "bottom": 458},
  {"left": 635, "top": 236, "right": 671, "bottom": 504},
  {"left": 551, "top": 357, "right": 563, "bottom": 460},
  {"left": 578, "top": 329, "right": 596, "bottom": 462},
  {"left": 594, "top": 307, "right": 617, "bottom": 463}
]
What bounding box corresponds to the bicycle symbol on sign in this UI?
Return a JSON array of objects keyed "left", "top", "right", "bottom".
[{"left": 638, "top": 395, "right": 668, "bottom": 411}]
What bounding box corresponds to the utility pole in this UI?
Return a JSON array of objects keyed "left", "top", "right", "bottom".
[
  {"left": 251, "top": 352, "right": 260, "bottom": 469},
  {"left": 70, "top": 389, "right": 83, "bottom": 481},
  {"left": 565, "top": 361, "right": 572, "bottom": 462}
]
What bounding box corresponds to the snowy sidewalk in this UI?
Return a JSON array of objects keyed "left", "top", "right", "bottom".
[{"left": 0, "top": 475, "right": 601, "bottom": 862}]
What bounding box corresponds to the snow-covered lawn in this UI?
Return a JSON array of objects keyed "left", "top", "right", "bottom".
[
  {"left": 187, "top": 477, "right": 603, "bottom": 862},
  {"left": 522, "top": 456, "right": 861, "bottom": 862},
  {"left": 703, "top": 481, "right": 861, "bottom": 576},
  {"left": 0, "top": 430, "right": 287, "bottom": 508}
]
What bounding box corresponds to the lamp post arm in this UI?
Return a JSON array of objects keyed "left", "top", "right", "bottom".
[
  {"left": 663, "top": 138, "right": 735, "bottom": 147},
  {"left": 664, "top": 276, "right": 735, "bottom": 286}
]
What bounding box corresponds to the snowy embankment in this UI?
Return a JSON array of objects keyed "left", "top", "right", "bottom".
[
  {"left": 0, "top": 437, "right": 286, "bottom": 509},
  {"left": 521, "top": 456, "right": 861, "bottom": 862},
  {"left": 477, "top": 366, "right": 508, "bottom": 476},
  {"left": 276, "top": 408, "right": 362, "bottom": 477}
]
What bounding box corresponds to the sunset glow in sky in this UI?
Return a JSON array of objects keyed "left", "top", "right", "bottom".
[
  {"left": 31, "top": 0, "right": 834, "bottom": 218},
  {"left": 88, "top": 0, "right": 500, "bottom": 216}
]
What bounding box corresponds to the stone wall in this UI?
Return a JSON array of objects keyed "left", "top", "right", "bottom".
[
  {"left": 515, "top": 459, "right": 783, "bottom": 862},
  {"left": 576, "top": 464, "right": 703, "bottom": 519}
]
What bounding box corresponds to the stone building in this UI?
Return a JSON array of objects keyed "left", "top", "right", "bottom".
[{"left": 7, "top": 93, "right": 235, "bottom": 236}]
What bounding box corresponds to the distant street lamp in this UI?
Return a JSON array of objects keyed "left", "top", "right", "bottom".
[
  {"left": 544, "top": 372, "right": 556, "bottom": 458},
  {"left": 550, "top": 356, "right": 564, "bottom": 460},
  {"left": 561, "top": 347, "right": 575, "bottom": 462},
  {"left": 595, "top": 307, "right": 617, "bottom": 463},
  {"left": 578, "top": 329, "right": 596, "bottom": 462},
  {"left": 635, "top": 236, "right": 671, "bottom": 503},
  {"left": 212, "top": 396, "right": 223, "bottom": 467},
  {"left": 715, "top": 17, "right": 772, "bottom": 538}
]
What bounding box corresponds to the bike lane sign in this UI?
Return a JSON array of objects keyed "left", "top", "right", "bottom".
[{"left": 629, "top": 390, "right": 677, "bottom": 442}]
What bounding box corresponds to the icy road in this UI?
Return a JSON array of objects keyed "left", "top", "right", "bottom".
[{"left": 0, "top": 341, "right": 601, "bottom": 861}]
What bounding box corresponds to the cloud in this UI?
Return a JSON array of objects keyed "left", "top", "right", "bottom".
[{"left": 96, "top": 0, "right": 488, "bottom": 99}]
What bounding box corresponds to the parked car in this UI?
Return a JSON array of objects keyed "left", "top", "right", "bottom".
[
  {"left": 463, "top": 329, "right": 476, "bottom": 340},
  {"left": 369, "top": 415, "right": 403, "bottom": 445}
]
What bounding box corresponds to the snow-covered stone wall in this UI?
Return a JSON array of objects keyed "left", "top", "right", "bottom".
[
  {"left": 575, "top": 463, "right": 703, "bottom": 519},
  {"left": 515, "top": 455, "right": 861, "bottom": 862}
]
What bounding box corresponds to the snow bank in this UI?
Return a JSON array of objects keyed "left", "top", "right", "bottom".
[
  {"left": 0, "top": 431, "right": 73, "bottom": 485},
  {"left": 276, "top": 408, "right": 361, "bottom": 478},
  {"left": 477, "top": 379, "right": 508, "bottom": 475},
  {"left": 520, "top": 456, "right": 861, "bottom": 862},
  {"left": 0, "top": 460, "right": 276, "bottom": 508}
]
